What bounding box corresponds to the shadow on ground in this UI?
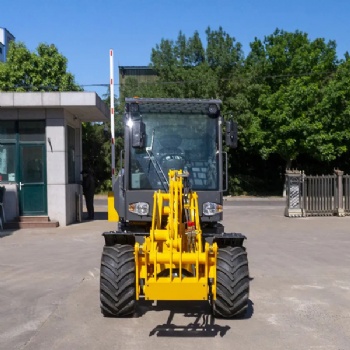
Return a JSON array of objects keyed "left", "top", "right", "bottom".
[
  {"left": 0, "top": 230, "right": 13, "bottom": 238},
  {"left": 133, "top": 299, "right": 254, "bottom": 337},
  {"left": 81, "top": 211, "right": 108, "bottom": 221}
]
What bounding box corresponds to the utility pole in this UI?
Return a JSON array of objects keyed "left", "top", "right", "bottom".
[{"left": 110, "top": 49, "right": 115, "bottom": 183}]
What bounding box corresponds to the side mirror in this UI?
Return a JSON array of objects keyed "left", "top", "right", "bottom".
[
  {"left": 132, "top": 120, "right": 146, "bottom": 148},
  {"left": 225, "top": 120, "right": 238, "bottom": 148}
]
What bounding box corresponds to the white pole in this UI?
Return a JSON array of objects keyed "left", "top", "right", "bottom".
[{"left": 110, "top": 49, "right": 116, "bottom": 183}]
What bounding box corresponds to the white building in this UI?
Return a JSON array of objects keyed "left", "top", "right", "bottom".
[
  {"left": 0, "top": 92, "right": 109, "bottom": 228},
  {"left": 0, "top": 27, "right": 15, "bottom": 62}
]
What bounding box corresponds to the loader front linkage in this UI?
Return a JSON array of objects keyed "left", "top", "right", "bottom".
[
  {"left": 135, "top": 169, "right": 217, "bottom": 301},
  {"left": 100, "top": 169, "right": 249, "bottom": 318}
]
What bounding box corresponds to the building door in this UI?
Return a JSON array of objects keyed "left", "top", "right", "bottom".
[{"left": 19, "top": 144, "right": 47, "bottom": 215}]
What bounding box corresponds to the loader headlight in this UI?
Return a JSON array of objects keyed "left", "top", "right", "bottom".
[
  {"left": 203, "top": 202, "right": 223, "bottom": 216},
  {"left": 128, "top": 202, "right": 149, "bottom": 216}
]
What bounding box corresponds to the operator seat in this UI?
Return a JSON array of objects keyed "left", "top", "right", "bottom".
[{"left": 158, "top": 134, "right": 185, "bottom": 174}]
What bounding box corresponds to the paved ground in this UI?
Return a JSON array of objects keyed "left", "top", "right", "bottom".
[{"left": 1, "top": 197, "right": 349, "bottom": 350}]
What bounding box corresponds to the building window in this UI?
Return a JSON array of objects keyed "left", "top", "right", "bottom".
[
  {"left": 67, "top": 126, "right": 76, "bottom": 183},
  {"left": 19, "top": 121, "right": 45, "bottom": 142},
  {"left": 0, "top": 121, "right": 16, "bottom": 140},
  {"left": 0, "top": 144, "right": 16, "bottom": 182},
  {"left": 0, "top": 121, "right": 16, "bottom": 182}
]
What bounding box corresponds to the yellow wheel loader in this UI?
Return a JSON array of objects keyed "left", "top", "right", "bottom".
[{"left": 100, "top": 98, "right": 249, "bottom": 318}]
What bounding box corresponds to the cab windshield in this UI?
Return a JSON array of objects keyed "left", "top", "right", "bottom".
[{"left": 129, "top": 112, "right": 218, "bottom": 190}]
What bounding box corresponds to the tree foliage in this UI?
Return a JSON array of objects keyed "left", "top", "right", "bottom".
[
  {"left": 81, "top": 94, "right": 124, "bottom": 193},
  {"left": 241, "top": 29, "right": 341, "bottom": 168},
  {"left": 121, "top": 27, "right": 350, "bottom": 194},
  {"left": 4, "top": 30, "right": 350, "bottom": 194},
  {"left": 147, "top": 27, "right": 243, "bottom": 100},
  {"left": 0, "top": 42, "right": 81, "bottom": 91},
  {"left": 82, "top": 122, "right": 112, "bottom": 192}
]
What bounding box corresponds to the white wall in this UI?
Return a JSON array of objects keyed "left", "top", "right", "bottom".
[
  {"left": 46, "top": 109, "right": 67, "bottom": 225},
  {"left": 45, "top": 109, "right": 83, "bottom": 225}
]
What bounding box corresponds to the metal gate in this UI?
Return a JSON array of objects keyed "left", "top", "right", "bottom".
[
  {"left": 285, "top": 170, "right": 349, "bottom": 217},
  {"left": 344, "top": 175, "right": 350, "bottom": 214}
]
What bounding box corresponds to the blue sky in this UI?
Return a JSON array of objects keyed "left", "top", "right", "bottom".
[{"left": 1, "top": 0, "right": 350, "bottom": 98}]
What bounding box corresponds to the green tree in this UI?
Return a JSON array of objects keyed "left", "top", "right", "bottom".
[
  {"left": 240, "top": 29, "right": 339, "bottom": 170},
  {"left": 81, "top": 92, "right": 125, "bottom": 193},
  {"left": 149, "top": 27, "right": 243, "bottom": 100},
  {"left": 0, "top": 42, "right": 81, "bottom": 91},
  {"left": 116, "top": 27, "right": 350, "bottom": 195},
  {"left": 82, "top": 122, "right": 111, "bottom": 192},
  {"left": 310, "top": 56, "right": 350, "bottom": 161}
]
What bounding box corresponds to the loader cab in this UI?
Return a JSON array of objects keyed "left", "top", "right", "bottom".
[{"left": 114, "top": 98, "right": 231, "bottom": 234}]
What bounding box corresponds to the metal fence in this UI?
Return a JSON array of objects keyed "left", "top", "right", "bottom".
[
  {"left": 344, "top": 175, "right": 350, "bottom": 214},
  {"left": 285, "top": 170, "right": 350, "bottom": 217}
]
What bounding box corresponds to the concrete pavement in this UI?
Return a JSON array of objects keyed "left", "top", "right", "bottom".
[{"left": 1, "top": 198, "right": 349, "bottom": 349}]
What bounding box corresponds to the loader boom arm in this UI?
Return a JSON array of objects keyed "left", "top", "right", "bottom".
[{"left": 134, "top": 169, "right": 218, "bottom": 301}]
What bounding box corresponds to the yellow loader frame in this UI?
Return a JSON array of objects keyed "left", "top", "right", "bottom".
[{"left": 134, "top": 169, "right": 218, "bottom": 301}]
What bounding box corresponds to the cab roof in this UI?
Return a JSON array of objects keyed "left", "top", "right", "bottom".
[{"left": 125, "top": 98, "right": 222, "bottom": 114}]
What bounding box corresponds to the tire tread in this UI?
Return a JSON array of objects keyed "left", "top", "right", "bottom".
[
  {"left": 100, "top": 244, "right": 136, "bottom": 317},
  {"left": 213, "top": 246, "right": 249, "bottom": 318}
]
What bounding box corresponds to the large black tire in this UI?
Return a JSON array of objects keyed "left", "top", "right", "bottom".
[
  {"left": 100, "top": 244, "right": 136, "bottom": 317},
  {"left": 213, "top": 246, "right": 249, "bottom": 318}
]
